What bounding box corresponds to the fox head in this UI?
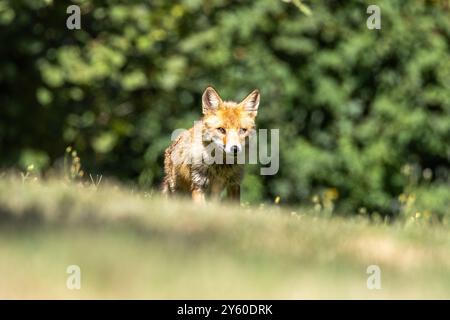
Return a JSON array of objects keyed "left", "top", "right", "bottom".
[{"left": 201, "top": 86, "right": 260, "bottom": 156}]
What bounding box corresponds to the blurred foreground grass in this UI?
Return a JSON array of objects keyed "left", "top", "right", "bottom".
[{"left": 0, "top": 176, "right": 449, "bottom": 299}]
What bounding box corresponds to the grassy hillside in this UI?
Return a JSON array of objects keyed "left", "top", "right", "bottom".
[{"left": 0, "top": 175, "right": 449, "bottom": 299}]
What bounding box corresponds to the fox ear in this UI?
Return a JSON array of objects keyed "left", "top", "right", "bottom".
[
  {"left": 202, "top": 86, "right": 222, "bottom": 114},
  {"left": 241, "top": 89, "right": 260, "bottom": 114}
]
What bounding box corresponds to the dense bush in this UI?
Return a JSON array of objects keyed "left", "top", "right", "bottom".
[{"left": 0, "top": 0, "right": 449, "bottom": 217}]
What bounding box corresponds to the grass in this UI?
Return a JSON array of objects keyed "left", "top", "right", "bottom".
[{"left": 0, "top": 175, "right": 450, "bottom": 299}]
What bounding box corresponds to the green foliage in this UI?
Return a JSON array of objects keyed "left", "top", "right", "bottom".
[{"left": 0, "top": 0, "right": 449, "bottom": 217}]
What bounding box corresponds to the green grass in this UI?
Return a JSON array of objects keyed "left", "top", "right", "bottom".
[{"left": 0, "top": 176, "right": 449, "bottom": 299}]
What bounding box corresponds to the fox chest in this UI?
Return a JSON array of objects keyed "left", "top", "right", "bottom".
[{"left": 191, "top": 164, "right": 242, "bottom": 191}]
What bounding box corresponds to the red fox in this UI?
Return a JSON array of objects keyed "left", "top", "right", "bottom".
[{"left": 162, "top": 86, "right": 260, "bottom": 203}]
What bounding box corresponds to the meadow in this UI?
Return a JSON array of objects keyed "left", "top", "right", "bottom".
[{"left": 1, "top": 174, "right": 449, "bottom": 299}]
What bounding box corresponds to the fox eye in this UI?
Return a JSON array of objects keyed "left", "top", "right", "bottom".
[
  {"left": 217, "top": 127, "right": 226, "bottom": 134},
  {"left": 239, "top": 128, "right": 247, "bottom": 134}
]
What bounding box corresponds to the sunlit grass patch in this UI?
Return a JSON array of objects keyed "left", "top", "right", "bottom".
[{"left": 0, "top": 175, "right": 449, "bottom": 299}]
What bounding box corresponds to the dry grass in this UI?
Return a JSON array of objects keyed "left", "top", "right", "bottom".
[{"left": 0, "top": 175, "right": 450, "bottom": 299}]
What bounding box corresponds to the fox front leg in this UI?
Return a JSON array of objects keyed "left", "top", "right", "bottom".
[
  {"left": 209, "top": 180, "right": 225, "bottom": 202},
  {"left": 191, "top": 187, "right": 206, "bottom": 204},
  {"left": 227, "top": 184, "right": 240, "bottom": 202},
  {"left": 191, "top": 166, "right": 208, "bottom": 204}
]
